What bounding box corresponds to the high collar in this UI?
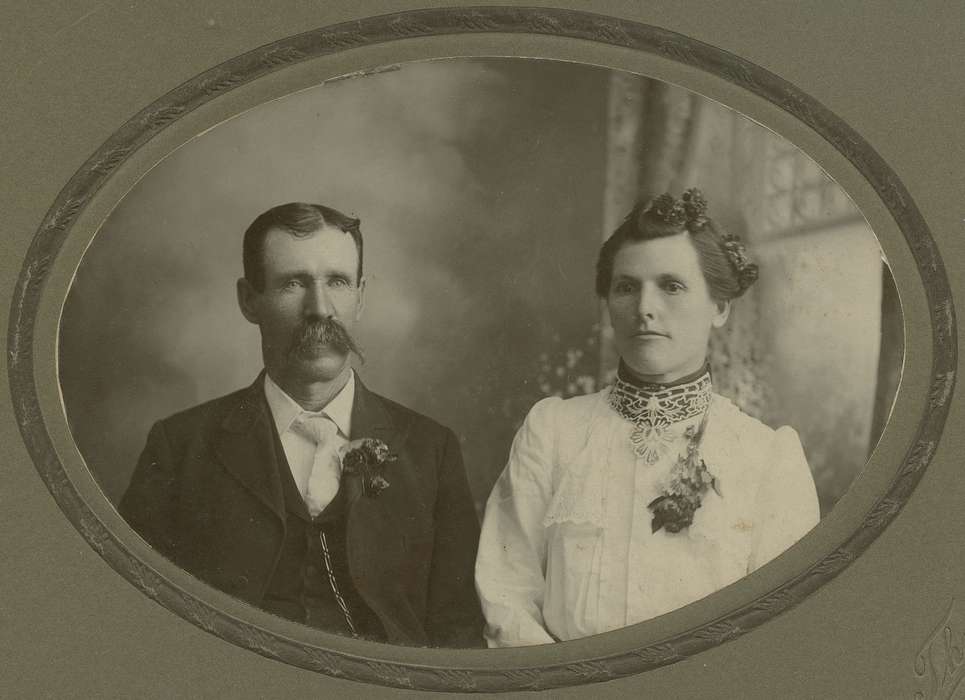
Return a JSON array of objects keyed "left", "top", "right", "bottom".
[
  {"left": 617, "top": 359, "right": 712, "bottom": 392},
  {"left": 608, "top": 360, "right": 713, "bottom": 435},
  {"left": 263, "top": 369, "right": 356, "bottom": 439}
]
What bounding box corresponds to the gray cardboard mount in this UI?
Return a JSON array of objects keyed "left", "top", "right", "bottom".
[{"left": 2, "top": 2, "right": 964, "bottom": 698}]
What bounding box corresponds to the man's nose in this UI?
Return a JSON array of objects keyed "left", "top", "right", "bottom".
[{"left": 303, "top": 281, "right": 335, "bottom": 318}]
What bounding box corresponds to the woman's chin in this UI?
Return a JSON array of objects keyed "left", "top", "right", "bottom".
[
  {"left": 621, "top": 354, "right": 670, "bottom": 379},
  {"left": 621, "top": 357, "right": 699, "bottom": 384}
]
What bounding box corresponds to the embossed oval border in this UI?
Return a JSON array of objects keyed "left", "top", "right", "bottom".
[{"left": 7, "top": 6, "right": 957, "bottom": 693}]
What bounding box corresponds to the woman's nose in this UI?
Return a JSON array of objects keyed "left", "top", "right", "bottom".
[{"left": 637, "top": 285, "right": 658, "bottom": 319}]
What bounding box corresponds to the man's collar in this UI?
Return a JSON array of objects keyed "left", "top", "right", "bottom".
[{"left": 263, "top": 370, "right": 356, "bottom": 438}]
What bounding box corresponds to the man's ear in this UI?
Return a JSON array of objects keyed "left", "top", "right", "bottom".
[
  {"left": 710, "top": 298, "right": 731, "bottom": 328},
  {"left": 237, "top": 278, "right": 261, "bottom": 325},
  {"left": 354, "top": 276, "right": 366, "bottom": 321}
]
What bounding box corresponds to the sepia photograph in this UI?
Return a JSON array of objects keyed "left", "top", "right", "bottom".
[
  {"left": 5, "top": 2, "right": 962, "bottom": 697},
  {"left": 56, "top": 57, "right": 903, "bottom": 650}
]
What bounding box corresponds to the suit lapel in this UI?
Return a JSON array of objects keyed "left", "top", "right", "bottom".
[
  {"left": 345, "top": 377, "right": 427, "bottom": 642},
  {"left": 348, "top": 375, "right": 402, "bottom": 452},
  {"left": 213, "top": 374, "right": 286, "bottom": 523},
  {"left": 211, "top": 373, "right": 402, "bottom": 524},
  {"left": 345, "top": 376, "right": 406, "bottom": 514}
]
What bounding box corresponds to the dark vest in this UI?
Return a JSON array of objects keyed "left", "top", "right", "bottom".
[{"left": 261, "top": 428, "right": 385, "bottom": 641}]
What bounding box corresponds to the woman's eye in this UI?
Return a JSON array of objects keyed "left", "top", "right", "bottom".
[
  {"left": 612, "top": 281, "right": 635, "bottom": 294},
  {"left": 663, "top": 280, "right": 685, "bottom": 293}
]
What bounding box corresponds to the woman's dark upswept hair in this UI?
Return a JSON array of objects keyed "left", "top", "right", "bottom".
[
  {"left": 243, "top": 202, "right": 363, "bottom": 291},
  {"left": 594, "top": 189, "right": 759, "bottom": 301}
]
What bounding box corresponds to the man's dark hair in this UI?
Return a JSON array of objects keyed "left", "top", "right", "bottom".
[{"left": 243, "top": 202, "right": 363, "bottom": 292}]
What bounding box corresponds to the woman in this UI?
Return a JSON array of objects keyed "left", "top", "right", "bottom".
[{"left": 475, "top": 189, "right": 819, "bottom": 647}]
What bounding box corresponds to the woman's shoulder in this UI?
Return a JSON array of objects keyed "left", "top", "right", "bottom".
[
  {"left": 704, "top": 395, "right": 813, "bottom": 506},
  {"left": 707, "top": 394, "right": 805, "bottom": 459},
  {"left": 524, "top": 389, "right": 609, "bottom": 424}
]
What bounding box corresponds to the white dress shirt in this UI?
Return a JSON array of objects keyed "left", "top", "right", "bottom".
[{"left": 263, "top": 371, "right": 356, "bottom": 499}]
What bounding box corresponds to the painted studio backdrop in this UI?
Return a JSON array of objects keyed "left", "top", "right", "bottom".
[{"left": 59, "top": 58, "right": 902, "bottom": 517}]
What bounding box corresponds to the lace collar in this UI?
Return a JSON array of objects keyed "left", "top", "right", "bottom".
[{"left": 607, "top": 363, "right": 713, "bottom": 464}]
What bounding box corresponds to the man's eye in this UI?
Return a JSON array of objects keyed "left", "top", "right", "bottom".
[
  {"left": 283, "top": 279, "right": 304, "bottom": 290},
  {"left": 663, "top": 280, "right": 686, "bottom": 293},
  {"left": 612, "top": 281, "right": 635, "bottom": 294},
  {"left": 329, "top": 277, "right": 350, "bottom": 288}
]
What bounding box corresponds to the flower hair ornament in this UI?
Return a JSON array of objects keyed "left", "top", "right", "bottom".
[{"left": 646, "top": 188, "right": 759, "bottom": 296}]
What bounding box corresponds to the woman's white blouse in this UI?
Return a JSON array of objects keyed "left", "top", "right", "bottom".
[{"left": 475, "top": 388, "right": 820, "bottom": 647}]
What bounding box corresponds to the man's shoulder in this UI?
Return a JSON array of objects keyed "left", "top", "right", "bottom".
[
  {"left": 363, "top": 387, "right": 454, "bottom": 442},
  {"left": 153, "top": 384, "right": 255, "bottom": 438}
]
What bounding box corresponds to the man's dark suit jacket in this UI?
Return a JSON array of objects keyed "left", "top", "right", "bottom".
[{"left": 119, "top": 373, "right": 484, "bottom": 648}]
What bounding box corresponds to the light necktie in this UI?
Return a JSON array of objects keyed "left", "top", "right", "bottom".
[{"left": 292, "top": 414, "right": 342, "bottom": 517}]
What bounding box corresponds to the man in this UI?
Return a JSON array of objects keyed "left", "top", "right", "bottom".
[{"left": 120, "top": 202, "right": 484, "bottom": 647}]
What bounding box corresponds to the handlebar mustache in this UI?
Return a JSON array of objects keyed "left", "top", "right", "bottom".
[{"left": 289, "top": 317, "right": 365, "bottom": 363}]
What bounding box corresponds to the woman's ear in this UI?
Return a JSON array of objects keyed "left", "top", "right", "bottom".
[{"left": 711, "top": 299, "right": 731, "bottom": 328}]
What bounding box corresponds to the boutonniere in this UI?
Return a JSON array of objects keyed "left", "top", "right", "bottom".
[
  {"left": 648, "top": 422, "right": 721, "bottom": 534},
  {"left": 338, "top": 438, "right": 397, "bottom": 498}
]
